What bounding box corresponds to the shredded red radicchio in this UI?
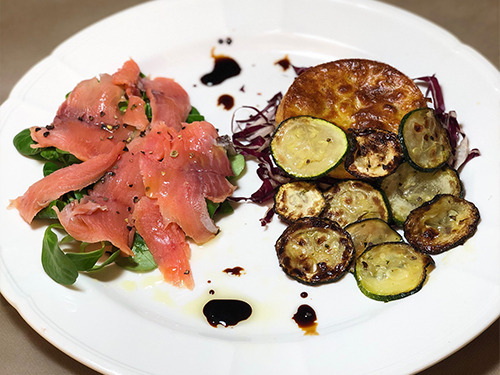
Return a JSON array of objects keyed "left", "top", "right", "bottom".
[
  {"left": 292, "top": 65, "right": 310, "bottom": 76},
  {"left": 231, "top": 92, "right": 289, "bottom": 224},
  {"left": 415, "top": 75, "right": 480, "bottom": 170}
]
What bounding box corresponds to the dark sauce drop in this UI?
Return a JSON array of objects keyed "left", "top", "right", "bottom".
[
  {"left": 203, "top": 299, "right": 252, "bottom": 327},
  {"left": 217, "top": 94, "right": 234, "bottom": 110},
  {"left": 300, "top": 292, "right": 308, "bottom": 298},
  {"left": 217, "top": 37, "right": 232, "bottom": 45},
  {"left": 223, "top": 266, "right": 244, "bottom": 276},
  {"left": 201, "top": 49, "right": 241, "bottom": 86},
  {"left": 275, "top": 55, "right": 291, "bottom": 71},
  {"left": 292, "top": 304, "right": 318, "bottom": 335}
]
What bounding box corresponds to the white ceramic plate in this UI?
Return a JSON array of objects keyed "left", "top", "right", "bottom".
[{"left": 1, "top": 0, "right": 499, "bottom": 374}]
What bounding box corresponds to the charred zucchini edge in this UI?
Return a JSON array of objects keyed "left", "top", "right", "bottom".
[
  {"left": 275, "top": 217, "right": 355, "bottom": 285},
  {"left": 274, "top": 181, "right": 326, "bottom": 222},
  {"left": 344, "top": 129, "right": 403, "bottom": 179},
  {"left": 403, "top": 194, "right": 480, "bottom": 254}
]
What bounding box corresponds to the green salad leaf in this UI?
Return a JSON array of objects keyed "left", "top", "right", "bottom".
[
  {"left": 115, "top": 233, "right": 157, "bottom": 272},
  {"left": 229, "top": 153, "right": 245, "bottom": 177},
  {"left": 13, "top": 128, "right": 40, "bottom": 157},
  {"left": 66, "top": 246, "right": 106, "bottom": 271},
  {"left": 41, "top": 224, "right": 123, "bottom": 285},
  {"left": 41, "top": 224, "right": 79, "bottom": 285},
  {"left": 186, "top": 106, "right": 205, "bottom": 123},
  {"left": 90, "top": 249, "right": 121, "bottom": 271},
  {"left": 43, "top": 161, "right": 61, "bottom": 176},
  {"left": 13, "top": 128, "right": 80, "bottom": 165}
]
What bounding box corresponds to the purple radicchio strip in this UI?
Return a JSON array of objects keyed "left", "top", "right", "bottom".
[
  {"left": 292, "top": 65, "right": 311, "bottom": 76},
  {"left": 415, "top": 75, "right": 480, "bottom": 170},
  {"left": 231, "top": 92, "right": 290, "bottom": 225}
]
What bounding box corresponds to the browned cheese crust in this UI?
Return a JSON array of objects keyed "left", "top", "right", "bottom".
[
  {"left": 276, "top": 59, "right": 428, "bottom": 132},
  {"left": 276, "top": 59, "right": 428, "bottom": 178}
]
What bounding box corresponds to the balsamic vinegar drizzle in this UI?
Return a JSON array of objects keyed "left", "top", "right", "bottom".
[
  {"left": 203, "top": 299, "right": 252, "bottom": 327},
  {"left": 292, "top": 304, "right": 318, "bottom": 335},
  {"left": 217, "top": 94, "right": 234, "bottom": 110},
  {"left": 275, "top": 55, "right": 291, "bottom": 71},
  {"left": 199, "top": 40, "right": 311, "bottom": 334},
  {"left": 223, "top": 266, "right": 244, "bottom": 276},
  {"left": 201, "top": 48, "right": 241, "bottom": 86}
]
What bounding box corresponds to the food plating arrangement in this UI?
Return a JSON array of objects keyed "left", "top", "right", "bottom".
[
  {"left": 9, "top": 55, "right": 481, "bottom": 321},
  {"left": 1, "top": 3, "right": 498, "bottom": 373}
]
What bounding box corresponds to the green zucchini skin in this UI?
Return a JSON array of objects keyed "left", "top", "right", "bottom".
[
  {"left": 398, "top": 108, "right": 452, "bottom": 172},
  {"left": 345, "top": 218, "right": 403, "bottom": 268},
  {"left": 354, "top": 242, "right": 435, "bottom": 302},
  {"left": 270, "top": 116, "right": 348, "bottom": 179}
]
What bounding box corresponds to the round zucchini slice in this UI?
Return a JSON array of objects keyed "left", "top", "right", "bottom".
[
  {"left": 380, "top": 162, "right": 463, "bottom": 226},
  {"left": 354, "top": 242, "right": 435, "bottom": 302},
  {"left": 345, "top": 218, "right": 403, "bottom": 265},
  {"left": 399, "top": 108, "right": 452, "bottom": 171},
  {"left": 274, "top": 181, "right": 326, "bottom": 222},
  {"left": 270, "top": 116, "right": 348, "bottom": 179},
  {"left": 275, "top": 217, "right": 354, "bottom": 285},
  {"left": 321, "top": 180, "right": 390, "bottom": 227},
  {"left": 404, "top": 194, "right": 480, "bottom": 254},
  {"left": 344, "top": 129, "right": 403, "bottom": 179}
]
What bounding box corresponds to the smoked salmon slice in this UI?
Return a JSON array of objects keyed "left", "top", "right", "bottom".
[
  {"left": 56, "top": 196, "right": 134, "bottom": 256},
  {"left": 56, "top": 136, "right": 146, "bottom": 256},
  {"left": 90, "top": 135, "right": 146, "bottom": 207},
  {"left": 57, "top": 74, "right": 126, "bottom": 128},
  {"left": 112, "top": 59, "right": 149, "bottom": 131},
  {"left": 30, "top": 118, "right": 134, "bottom": 161},
  {"left": 30, "top": 59, "right": 190, "bottom": 159},
  {"left": 112, "top": 59, "right": 141, "bottom": 89},
  {"left": 142, "top": 77, "right": 191, "bottom": 131},
  {"left": 55, "top": 138, "right": 146, "bottom": 256},
  {"left": 11, "top": 142, "right": 124, "bottom": 223},
  {"left": 140, "top": 121, "right": 235, "bottom": 243},
  {"left": 133, "top": 197, "right": 194, "bottom": 289}
]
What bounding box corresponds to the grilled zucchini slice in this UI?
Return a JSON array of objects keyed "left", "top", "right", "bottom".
[
  {"left": 399, "top": 108, "right": 452, "bottom": 171},
  {"left": 270, "top": 116, "right": 348, "bottom": 179},
  {"left": 345, "top": 218, "right": 403, "bottom": 266},
  {"left": 321, "top": 180, "right": 390, "bottom": 227},
  {"left": 275, "top": 217, "right": 354, "bottom": 285},
  {"left": 380, "top": 162, "right": 463, "bottom": 226},
  {"left": 274, "top": 181, "right": 326, "bottom": 222},
  {"left": 354, "top": 242, "right": 434, "bottom": 302},
  {"left": 404, "top": 194, "right": 480, "bottom": 254},
  {"left": 344, "top": 129, "right": 403, "bottom": 179}
]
